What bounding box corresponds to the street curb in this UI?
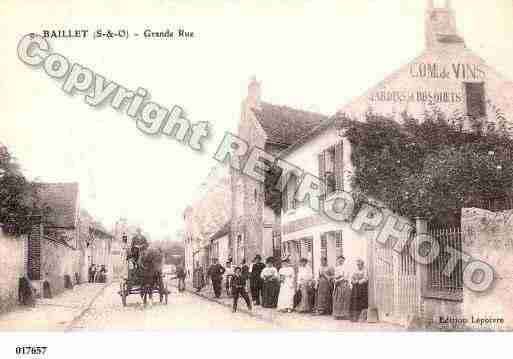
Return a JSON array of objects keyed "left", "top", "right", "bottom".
[
  {"left": 65, "top": 283, "right": 110, "bottom": 332},
  {"left": 174, "top": 283, "right": 278, "bottom": 325}
]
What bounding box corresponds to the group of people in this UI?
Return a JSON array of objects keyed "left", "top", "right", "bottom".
[
  {"left": 88, "top": 264, "right": 107, "bottom": 283},
  {"left": 193, "top": 254, "right": 369, "bottom": 320}
]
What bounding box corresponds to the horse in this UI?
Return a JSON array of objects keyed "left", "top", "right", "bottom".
[{"left": 140, "top": 248, "right": 165, "bottom": 307}]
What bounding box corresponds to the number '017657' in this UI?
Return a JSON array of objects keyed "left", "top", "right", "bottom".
[{"left": 16, "top": 346, "right": 47, "bottom": 355}]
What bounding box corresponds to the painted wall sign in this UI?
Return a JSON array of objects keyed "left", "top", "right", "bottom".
[
  {"left": 369, "top": 90, "right": 463, "bottom": 103},
  {"left": 409, "top": 63, "right": 486, "bottom": 80}
]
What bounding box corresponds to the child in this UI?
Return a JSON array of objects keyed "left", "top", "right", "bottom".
[{"left": 232, "top": 267, "right": 252, "bottom": 313}]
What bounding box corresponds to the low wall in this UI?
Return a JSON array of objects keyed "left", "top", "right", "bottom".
[
  {"left": 0, "top": 232, "right": 25, "bottom": 313},
  {"left": 420, "top": 297, "right": 462, "bottom": 330},
  {"left": 462, "top": 208, "right": 513, "bottom": 330}
]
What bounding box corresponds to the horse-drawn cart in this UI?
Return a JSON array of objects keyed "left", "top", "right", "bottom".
[{"left": 118, "top": 248, "right": 170, "bottom": 306}]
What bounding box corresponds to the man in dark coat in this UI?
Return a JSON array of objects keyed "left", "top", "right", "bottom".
[
  {"left": 88, "top": 263, "right": 95, "bottom": 283},
  {"left": 176, "top": 263, "right": 186, "bottom": 292},
  {"left": 241, "top": 259, "right": 250, "bottom": 283},
  {"left": 130, "top": 228, "right": 149, "bottom": 268},
  {"left": 231, "top": 267, "right": 252, "bottom": 313},
  {"left": 207, "top": 258, "right": 225, "bottom": 298},
  {"left": 250, "top": 254, "right": 265, "bottom": 305}
]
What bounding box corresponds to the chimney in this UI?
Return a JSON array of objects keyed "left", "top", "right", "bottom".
[
  {"left": 425, "top": 0, "right": 464, "bottom": 49},
  {"left": 247, "top": 75, "right": 261, "bottom": 108}
]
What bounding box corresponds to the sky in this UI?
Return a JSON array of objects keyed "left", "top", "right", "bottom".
[{"left": 1, "top": 0, "right": 512, "bottom": 241}]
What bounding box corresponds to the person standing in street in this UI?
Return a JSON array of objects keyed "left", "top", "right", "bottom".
[
  {"left": 296, "top": 258, "right": 314, "bottom": 313},
  {"left": 193, "top": 262, "right": 205, "bottom": 292},
  {"left": 88, "top": 263, "right": 95, "bottom": 283},
  {"left": 208, "top": 258, "right": 225, "bottom": 298},
  {"left": 176, "top": 263, "right": 186, "bottom": 292},
  {"left": 260, "top": 257, "right": 280, "bottom": 308},
  {"left": 241, "top": 259, "right": 249, "bottom": 283},
  {"left": 350, "top": 259, "right": 369, "bottom": 322},
  {"left": 332, "top": 255, "right": 351, "bottom": 320},
  {"left": 224, "top": 260, "right": 234, "bottom": 296},
  {"left": 231, "top": 267, "right": 252, "bottom": 313},
  {"left": 315, "top": 257, "right": 334, "bottom": 315},
  {"left": 277, "top": 256, "right": 295, "bottom": 313},
  {"left": 250, "top": 254, "right": 265, "bottom": 305}
]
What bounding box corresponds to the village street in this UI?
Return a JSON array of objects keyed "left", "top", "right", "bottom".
[{"left": 0, "top": 279, "right": 403, "bottom": 331}]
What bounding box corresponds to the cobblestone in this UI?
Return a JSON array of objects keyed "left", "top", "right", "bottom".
[{"left": 184, "top": 279, "right": 404, "bottom": 331}]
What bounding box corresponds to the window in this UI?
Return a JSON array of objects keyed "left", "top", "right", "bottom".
[
  {"left": 319, "top": 141, "right": 344, "bottom": 200},
  {"left": 335, "top": 231, "right": 343, "bottom": 258},
  {"left": 282, "top": 173, "right": 300, "bottom": 212},
  {"left": 325, "top": 147, "right": 336, "bottom": 195},
  {"left": 236, "top": 234, "right": 244, "bottom": 264},
  {"left": 299, "top": 238, "right": 313, "bottom": 259},
  {"left": 320, "top": 235, "right": 327, "bottom": 259},
  {"left": 465, "top": 82, "right": 486, "bottom": 119}
]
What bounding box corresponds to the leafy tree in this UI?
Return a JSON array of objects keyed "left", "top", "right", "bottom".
[
  {"left": 339, "top": 112, "right": 513, "bottom": 225},
  {"left": 0, "top": 144, "right": 38, "bottom": 235}
]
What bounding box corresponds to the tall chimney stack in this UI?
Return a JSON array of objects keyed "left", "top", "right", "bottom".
[{"left": 247, "top": 75, "right": 261, "bottom": 108}]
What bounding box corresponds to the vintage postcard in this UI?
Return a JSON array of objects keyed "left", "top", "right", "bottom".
[{"left": 1, "top": 0, "right": 513, "bottom": 353}]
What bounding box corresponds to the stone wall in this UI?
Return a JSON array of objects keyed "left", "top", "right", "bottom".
[
  {"left": 461, "top": 207, "right": 513, "bottom": 330},
  {"left": 40, "top": 237, "right": 80, "bottom": 297},
  {"left": 0, "top": 232, "right": 25, "bottom": 313},
  {"left": 420, "top": 297, "right": 462, "bottom": 329},
  {"left": 231, "top": 99, "right": 267, "bottom": 264}
]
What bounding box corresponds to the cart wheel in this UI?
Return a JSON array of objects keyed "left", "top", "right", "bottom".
[{"left": 120, "top": 282, "right": 127, "bottom": 307}]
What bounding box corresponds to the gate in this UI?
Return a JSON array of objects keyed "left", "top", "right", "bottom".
[
  {"left": 394, "top": 239, "right": 420, "bottom": 318},
  {"left": 374, "top": 237, "right": 394, "bottom": 319},
  {"left": 373, "top": 233, "right": 420, "bottom": 321}
]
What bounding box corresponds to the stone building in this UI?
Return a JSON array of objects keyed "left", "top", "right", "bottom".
[
  {"left": 279, "top": 0, "right": 513, "bottom": 326},
  {"left": 183, "top": 166, "right": 231, "bottom": 274},
  {"left": 27, "top": 183, "right": 83, "bottom": 297},
  {"left": 231, "top": 78, "right": 328, "bottom": 265}
]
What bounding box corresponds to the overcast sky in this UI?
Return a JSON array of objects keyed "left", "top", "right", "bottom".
[{"left": 1, "top": 0, "right": 512, "bottom": 241}]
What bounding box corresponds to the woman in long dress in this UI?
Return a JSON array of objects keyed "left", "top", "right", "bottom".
[
  {"left": 296, "top": 258, "right": 314, "bottom": 313},
  {"left": 277, "top": 256, "right": 295, "bottom": 312},
  {"left": 332, "top": 255, "right": 351, "bottom": 319},
  {"left": 260, "top": 257, "right": 280, "bottom": 308},
  {"left": 350, "top": 259, "right": 369, "bottom": 322},
  {"left": 193, "top": 262, "right": 205, "bottom": 292},
  {"left": 315, "top": 257, "right": 334, "bottom": 315}
]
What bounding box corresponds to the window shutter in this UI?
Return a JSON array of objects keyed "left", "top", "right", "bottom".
[
  {"left": 318, "top": 151, "right": 326, "bottom": 209},
  {"left": 335, "top": 141, "right": 344, "bottom": 191},
  {"left": 465, "top": 82, "right": 486, "bottom": 119},
  {"left": 335, "top": 231, "right": 343, "bottom": 257},
  {"left": 291, "top": 175, "right": 298, "bottom": 209},
  {"left": 282, "top": 180, "right": 288, "bottom": 213}
]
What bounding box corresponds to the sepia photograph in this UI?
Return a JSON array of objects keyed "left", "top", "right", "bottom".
[{"left": 1, "top": 0, "right": 512, "bottom": 357}]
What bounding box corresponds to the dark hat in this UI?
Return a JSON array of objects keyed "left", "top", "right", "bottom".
[
  {"left": 253, "top": 254, "right": 262, "bottom": 261},
  {"left": 265, "top": 256, "right": 275, "bottom": 264}
]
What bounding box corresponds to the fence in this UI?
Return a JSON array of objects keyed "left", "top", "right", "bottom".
[{"left": 426, "top": 226, "right": 463, "bottom": 296}]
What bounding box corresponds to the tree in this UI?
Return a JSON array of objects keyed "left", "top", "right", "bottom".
[
  {"left": 340, "top": 112, "right": 513, "bottom": 225},
  {"left": 0, "top": 143, "right": 38, "bottom": 235}
]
